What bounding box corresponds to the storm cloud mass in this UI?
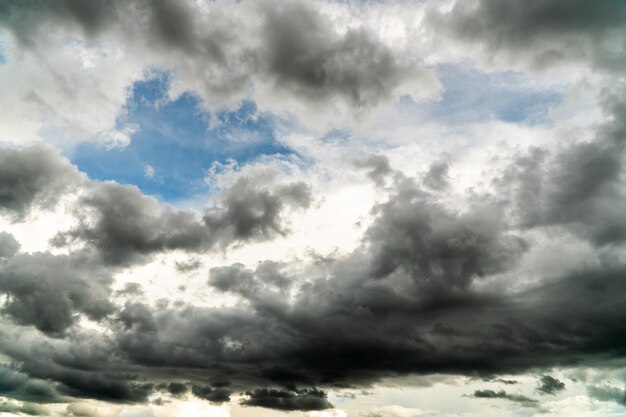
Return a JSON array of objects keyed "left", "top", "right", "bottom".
[{"left": 1, "top": 0, "right": 626, "bottom": 416}]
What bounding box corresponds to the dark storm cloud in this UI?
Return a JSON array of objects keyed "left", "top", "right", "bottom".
[
  {"left": 0, "top": 253, "right": 114, "bottom": 336},
  {"left": 0, "top": 145, "right": 81, "bottom": 220},
  {"left": 241, "top": 388, "right": 333, "bottom": 411},
  {"left": 536, "top": 375, "right": 565, "bottom": 395},
  {"left": 431, "top": 0, "right": 626, "bottom": 71},
  {"left": 0, "top": 0, "right": 428, "bottom": 111},
  {"left": 472, "top": 389, "right": 541, "bottom": 409}
]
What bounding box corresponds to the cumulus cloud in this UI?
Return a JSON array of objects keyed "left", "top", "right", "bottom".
[
  {"left": 203, "top": 172, "right": 312, "bottom": 246},
  {"left": 0, "top": 0, "right": 438, "bottom": 145},
  {"left": 0, "top": 253, "right": 114, "bottom": 335},
  {"left": 430, "top": 0, "right": 626, "bottom": 72},
  {"left": 51, "top": 163, "right": 311, "bottom": 265},
  {"left": 1, "top": 136, "right": 626, "bottom": 410},
  {"left": 1, "top": 144, "right": 626, "bottom": 409},
  {"left": 495, "top": 93, "right": 626, "bottom": 246},
  {"left": 0, "top": 0, "right": 626, "bottom": 414},
  {"left": 0, "top": 145, "right": 81, "bottom": 219},
  {"left": 0, "top": 231, "right": 20, "bottom": 258}
]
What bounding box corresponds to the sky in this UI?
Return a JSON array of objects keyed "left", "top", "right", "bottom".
[{"left": 0, "top": 0, "right": 626, "bottom": 416}]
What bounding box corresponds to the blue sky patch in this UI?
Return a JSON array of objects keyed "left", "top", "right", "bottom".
[
  {"left": 402, "top": 64, "right": 564, "bottom": 125},
  {"left": 71, "top": 72, "right": 294, "bottom": 202}
]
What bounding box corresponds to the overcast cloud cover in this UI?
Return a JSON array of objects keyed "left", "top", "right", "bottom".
[{"left": 1, "top": 0, "right": 626, "bottom": 416}]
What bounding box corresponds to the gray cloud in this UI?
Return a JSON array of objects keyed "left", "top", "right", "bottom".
[
  {"left": 588, "top": 385, "right": 626, "bottom": 406},
  {"left": 355, "top": 155, "right": 393, "bottom": 186},
  {"left": 0, "top": 232, "right": 20, "bottom": 258},
  {"left": 422, "top": 160, "right": 450, "bottom": 191},
  {"left": 365, "top": 177, "right": 527, "bottom": 294},
  {"left": 1, "top": 4, "right": 626, "bottom": 410},
  {"left": 536, "top": 375, "right": 565, "bottom": 395},
  {"left": 241, "top": 388, "right": 333, "bottom": 411},
  {"left": 204, "top": 175, "right": 312, "bottom": 246},
  {"left": 472, "top": 389, "right": 541, "bottom": 409},
  {"left": 1, "top": 141, "right": 626, "bottom": 410},
  {"left": 258, "top": 1, "right": 421, "bottom": 110},
  {"left": 0, "top": 401, "right": 46, "bottom": 416},
  {"left": 0, "top": 366, "right": 64, "bottom": 404},
  {"left": 0, "top": 145, "right": 81, "bottom": 220},
  {"left": 431, "top": 0, "right": 626, "bottom": 72},
  {"left": 0, "top": 253, "right": 114, "bottom": 336},
  {"left": 0, "top": 0, "right": 430, "bottom": 116},
  {"left": 191, "top": 385, "right": 232, "bottom": 404},
  {"left": 496, "top": 119, "right": 626, "bottom": 247},
  {"left": 56, "top": 181, "right": 212, "bottom": 265},
  {"left": 53, "top": 169, "right": 310, "bottom": 265}
]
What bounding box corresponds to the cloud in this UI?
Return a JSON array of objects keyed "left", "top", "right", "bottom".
[
  {"left": 204, "top": 171, "right": 312, "bottom": 246},
  {"left": 1, "top": 135, "right": 626, "bottom": 411},
  {"left": 495, "top": 101, "right": 626, "bottom": 246},
  {"left": 0, "top": 145, "right": 81, "bottom": 219},
  {"left": 191, "top": 385, "right": 232, "bottom": 404},
  {"left": 471, "top": 389, "right": 542, "bottom": 409},
  {"left": 0, "top": 366, "right": 64, "bottom": 403},
  {"left": 2, "top": 145, "right": 626, "bottom": 409},
  {"left": 0, "top": 0, "right": 438, "bottom": 144},
  {"left": 256, "top": 1, "right": 426, "bottom": 111},
  {"left": 1, "top": 2, "right": 626, "bottom": 414},
  {"left": 0, "top": 253, "right": 114, "bottom": 335},
  {"left": 422, "top": 161, "right": 450, "bottom": 191},
  {"left": 364, "top": 176, "right": 527, "bottom": 294},
  {"left": 0, "top": 232, "right": 20, "bottom": 258},
  {"left": 536, "top": 375, "right": 565, "bottom": 395},
  {"left": 430, "top": 0, "right": 626, "bottom": 72},
  {"left": 241, "top": 388, "right": 333, "bottom": 411},
  {"left": 0, "top": 400, "right": 47, "bottom": 416},
  {"left": 52, "top": 163, "right": 311, "bottom": 265},
  {"left": 587, "top": 385, "right": 626, "bottom": 406},
  {"left": 56, "top": 181, "right": 213, "bottom": 265},
  {"left": 354, "top": 155, "right": 393, "bottom": 186}
]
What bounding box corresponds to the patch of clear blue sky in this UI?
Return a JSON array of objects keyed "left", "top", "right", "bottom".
[
  {"left": 400, "top": 63, "right": 564, "bottom": 125},
  {"left": 71, "top": 71, "right": 295, "bottom": 202}
]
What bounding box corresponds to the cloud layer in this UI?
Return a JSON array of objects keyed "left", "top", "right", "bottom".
[{"left": 0, "top": 0, "right": 625, "bottom": 416}]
